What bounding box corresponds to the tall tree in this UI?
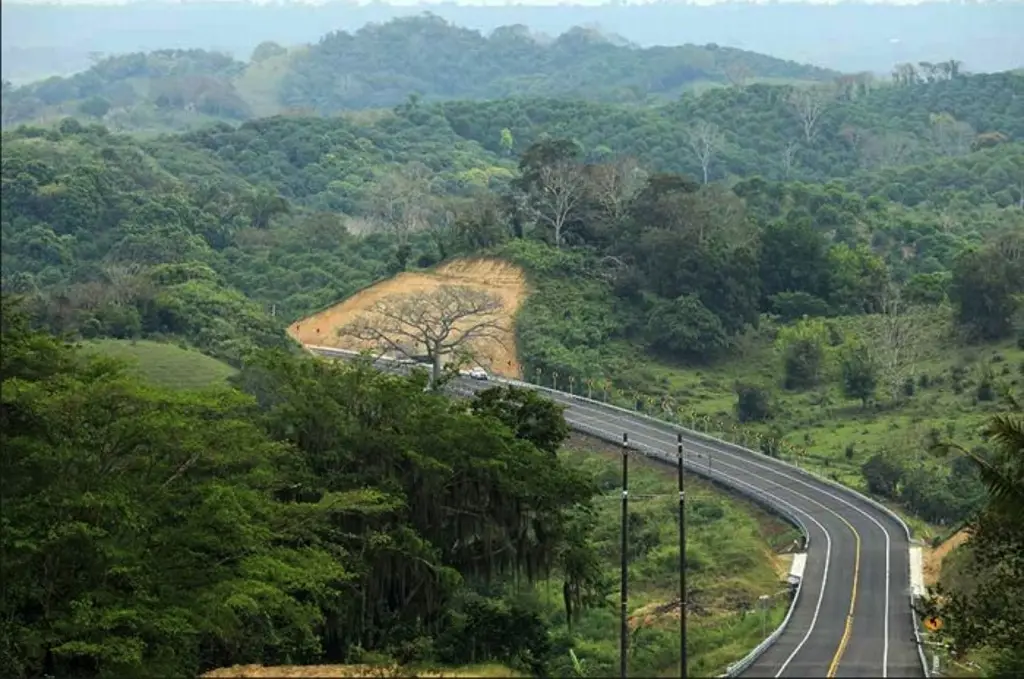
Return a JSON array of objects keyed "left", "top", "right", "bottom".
[
  {"left": 243, "top": 187, "right": 290, "bottom": 229},
  {"left": 366, "top": 161, "right": 434, "bottom": 246},
  {"left": 840, "top": 339, "right": 879, "bottom": 407},
  {"left": 686, "top": 120, "right": 724, "bottom": 185},
  {"left": 866, "top": 285, "right": 930, "bottom": 403},
  {"left": 951, "top": 239, "right": 1024, "bottom": 341},
  {"left": 787, "top": 85, "right": 834, "bottom": 143},
  {"left": 586, "top": 156, "right": 647, "bottom": 228},
  {"left": 533, "top": 160, "right": 588, "bottom": 248},
  {"left": 338, "top": 284, "right": 508, "bottom": 383}
]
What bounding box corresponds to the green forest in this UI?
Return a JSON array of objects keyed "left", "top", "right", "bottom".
[
  {"left": 2, "top": 26, "right": 1023, "bottom": 679},
  {"left": 1, "top": 15, "right": 841, "bottom": 129}
]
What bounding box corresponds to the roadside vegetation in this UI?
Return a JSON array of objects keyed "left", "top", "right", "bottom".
[{"left": 2, "top": 33, "right": 1022, "bottom": 678}]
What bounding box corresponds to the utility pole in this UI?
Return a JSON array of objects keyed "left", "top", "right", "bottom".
[
  {"left": 620, "top": 432, "right": 630, "bottom": 679},
  {"left": 678, "top": 432, "right": 687, "bottom": 679}
]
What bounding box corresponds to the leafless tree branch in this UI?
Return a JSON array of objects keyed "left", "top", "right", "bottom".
[
  {"left": 338, "top": 285, "right": 508, "bottom": 382},
  {"left": 788, "top": 85, "right": 835, "bottom": 143},
  {"left": 686, "top": 120, "right": 724, "bottom": 185},
  {"left": 533, "top": 161, "right": 587, "bottom": 248}
]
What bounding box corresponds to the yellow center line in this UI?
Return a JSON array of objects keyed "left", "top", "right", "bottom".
[{"left": 827, "top": 512, "right": 861, "bottom": 678}]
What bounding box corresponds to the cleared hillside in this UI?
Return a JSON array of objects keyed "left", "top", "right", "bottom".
[{"left": 288, "top": 258, "right": 528, "bottom": 378}]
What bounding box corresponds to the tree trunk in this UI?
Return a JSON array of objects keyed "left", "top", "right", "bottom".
[{"left": 432, "top": 352, "right": 443, "bottom": 386}]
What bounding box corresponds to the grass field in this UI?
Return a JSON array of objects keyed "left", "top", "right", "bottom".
[
  {"left": 660, "top": 326, "right": 1019, "bottom": 537},
  {"left": 80, "top": 339, "right": 237, "bottom": 390}
]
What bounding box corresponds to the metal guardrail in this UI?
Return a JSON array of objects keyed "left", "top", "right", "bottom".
[
  {"left": 493, "top": 369, "right": 929, "bottom": 677},
  {"left": 306, "top": 347, "right": 928, "bottom": 678}
]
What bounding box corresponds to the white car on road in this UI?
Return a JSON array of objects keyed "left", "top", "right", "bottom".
[{"left": 468, "top": 367, "right": 489, "bottom": 381}]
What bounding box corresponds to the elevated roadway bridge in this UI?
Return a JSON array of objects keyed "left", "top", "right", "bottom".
[{"left": 305, "top": 346, "right": 929, "bottom": 678}]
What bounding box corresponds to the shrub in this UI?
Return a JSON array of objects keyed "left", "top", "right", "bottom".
[{"left": 734, "top": 383, "right": 773, "bottom": 422}]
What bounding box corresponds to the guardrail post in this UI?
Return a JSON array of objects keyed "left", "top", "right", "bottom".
[
  {"left": 678, "top": 431, "right": 687, "bottom": 679},
  {"left": 759, "top": 594, "right": 770, "bottom": 640},
  {"left": 620, "top": 432, "right": 630, "bottom": 679}
]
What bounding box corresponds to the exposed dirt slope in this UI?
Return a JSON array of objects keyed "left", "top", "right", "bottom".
[
  {"left": 288, "top": 258, "right": 527, "bottom": 378},
  {"left": 924, "top": 528, "right": 970, "bottom": 586}
]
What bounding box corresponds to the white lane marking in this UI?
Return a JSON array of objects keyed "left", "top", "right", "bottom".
[
  {"left": 589, "top": 420, "right": 834, "bottom": 677},
  {"left": 563, "top": 398, "right": 893, "bottom": 675},
  {"left": 566, "top": 408, "right": 859, "bottom": 677}
]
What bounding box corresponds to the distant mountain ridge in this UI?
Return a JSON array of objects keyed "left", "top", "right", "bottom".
[
  {"left": 1, "top": 15, "right": 839, "bottom": 128},
  {"left": 278, "top": 15, "right": 839, "bottom": 113},
  {"left": 3, "top": 0, "right": 1022, "bottom": 83}
]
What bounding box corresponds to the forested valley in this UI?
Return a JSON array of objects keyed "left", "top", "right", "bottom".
[{"left": 2, "top": 25, "right": 1023, "bottom": 679}]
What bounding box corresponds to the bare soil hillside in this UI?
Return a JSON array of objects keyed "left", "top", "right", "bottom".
[
  {"left": 288, "top": 258, "right": 528, "bottom": 378},
  {"left": 924, "top": 528, "right": 970, "bottom": 586}
]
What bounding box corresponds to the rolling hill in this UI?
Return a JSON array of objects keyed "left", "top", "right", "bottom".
[{"left": 1, "top": 15, "right": 839, "bottom": 131}]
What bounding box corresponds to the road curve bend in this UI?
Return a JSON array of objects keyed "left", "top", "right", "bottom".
[{"left": 305, "top": 346, "right": 928, "bottom": 678}]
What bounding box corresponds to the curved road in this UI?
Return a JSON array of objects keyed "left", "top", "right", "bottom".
[{"left": 306, "top": 346, "right": 927, "bottom": 678}]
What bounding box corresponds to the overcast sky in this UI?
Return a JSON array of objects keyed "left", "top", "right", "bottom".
[{"left": 2, "top": 0, "right": 961, "bottom": 6}]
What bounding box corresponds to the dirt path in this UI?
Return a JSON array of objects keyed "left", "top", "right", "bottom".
[
  {"left": 923, "top": 529, "right": 970, "bottom": 586},
  {"left": 288, "top": 258, "right": 528, "bottom": 378}
]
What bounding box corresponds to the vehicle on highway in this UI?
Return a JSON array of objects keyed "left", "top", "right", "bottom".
[{"left": 468, "top": 367, "right": 489, "bottom": 381}]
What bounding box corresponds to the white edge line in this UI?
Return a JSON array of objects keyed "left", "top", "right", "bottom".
[
  {"left": 568, "top": 399, "right": 895, "bottom": 677},
  {"left": 566, "top": 409, "right": 839, "bottom": 677}
]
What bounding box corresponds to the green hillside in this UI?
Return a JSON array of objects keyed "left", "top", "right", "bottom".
[
  {"left": 80, "top": 338, "right": 238, "bottom": 389},
  {"left": 2, "top": 62, "right": 1022, "bottom": 679},
  {"left": 1, "top": 15, "right": 839, "bottom": 131},
  {"left": 508, "top": 237, "right": 1023, "bottom": 536}
]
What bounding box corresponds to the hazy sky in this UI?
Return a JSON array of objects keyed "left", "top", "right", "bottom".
[{"left": 2, "top": 0, "right": 957, "bottom": 5}]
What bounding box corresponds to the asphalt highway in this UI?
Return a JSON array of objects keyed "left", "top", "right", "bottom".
[{"left": 306, "top": 346, "right": 926, "bottom": 678}]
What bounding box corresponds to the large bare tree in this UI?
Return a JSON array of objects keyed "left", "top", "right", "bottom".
[
  {"left": 365, "top": 162, "right": 434, "bottom": 245},
  {"left": 866, "top": 285, "right": 933, "bottom": 402},
  {"left": 532, "top": 160, "right": 587, "bottom": 248},
  {"left": 861, "top": 132, "right": 917, "bottom": 170},
  {"left": 686, "top": 120, "right": 724, "bottom": 185},
  {"left": 722, "top": 62, "right": 753, "bottom": 88},
  {"left": 338, "top": 285, "right": 508, "bottom": 383},
  {"left": 586, "top": 156, "right": 648, "bottom": 225},
  {"left": 788, "top": 85, "right": 835, "bottom": 143}
]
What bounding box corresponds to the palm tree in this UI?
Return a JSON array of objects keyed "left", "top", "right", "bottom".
[{"left": 936, "top": 392, "right": 1023, "bottom": 515}]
